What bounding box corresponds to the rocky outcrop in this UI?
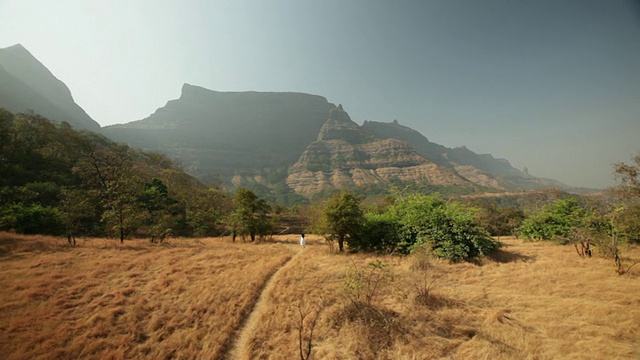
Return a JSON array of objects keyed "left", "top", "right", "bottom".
[
  {"left": 287, "top": 109, "right": 475, "bottom": 198},
  {"left": 362, "top": 119, "right": 567, "bottom": 191},
  {"left": 0, "top": 44, "right": 100, "bottom": 130},
  {"left": 317, "top": 104, "right": 366, "bottom": 144},
  {"left": 361, "top": 119, "right": 451, "bottom": 167}
]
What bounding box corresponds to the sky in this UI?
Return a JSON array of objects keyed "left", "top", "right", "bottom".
[{"left": 1, "top": 0, "right": 639, "bottom": 189}]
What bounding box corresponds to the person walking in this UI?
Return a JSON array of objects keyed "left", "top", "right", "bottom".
[{"left": 300, "top": 233, "right": 306, "bottom": 248}]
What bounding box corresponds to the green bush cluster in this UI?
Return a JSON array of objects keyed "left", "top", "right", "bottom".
[
  {"left": 518, "top": 198, "right": 584, "bottom": 243},
  {"left": 336, "top": 192, "right": 497, "bottom": 262}
]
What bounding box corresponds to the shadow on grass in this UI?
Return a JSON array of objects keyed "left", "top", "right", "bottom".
[
  {"left": 487, "top": 248, "right": 536, "bottom": 264},
  {"left": 0, "top": 236, "right": 73, "bottom": 259},
  {"left": 416, "top": 292, "right": 466, "bottom": 310}
]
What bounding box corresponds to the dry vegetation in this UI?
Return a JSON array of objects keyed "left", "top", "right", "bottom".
[
  {"left": 1, "top": 232, "right": 639, "bottom": 359},
  {"left": 0, "top": 232, "right": 295, "bottom": 359}
]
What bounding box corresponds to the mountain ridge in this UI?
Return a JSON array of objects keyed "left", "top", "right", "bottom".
[
  {"left": 1, "top": 44, "right": 582, "bottom": 200},
  {"left": 0, "top": 44, "right": 100, "bottom": 130}
]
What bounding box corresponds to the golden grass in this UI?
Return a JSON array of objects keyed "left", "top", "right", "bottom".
[
  {"left": 0, "top": 233, "right": 638, "bottom": 359},
  {"left": 0, "top": 232, "right": 296, "bottom": 359}
]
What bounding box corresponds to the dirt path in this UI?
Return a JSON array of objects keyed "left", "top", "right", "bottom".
[{"left": 222, "top": 247, "right": 303, "bottom": 359}]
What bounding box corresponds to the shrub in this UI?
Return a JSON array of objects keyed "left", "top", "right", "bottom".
[
  {"left": 343, "top": 192, "right": 498, "bottom": 262},
  {"left": 342, "top": 260, "right": 393, "bottom": 308},
  {"left": 392, "top": 194, "right": 498, "bottom": 262},
  {"left": 0, "top": 203, "right": 64, "bottom": 235},
  {"left": 518, "top": 198, "right": 584, "bottom": 243},
  {"left": 348, "top": 212, "right": 403, "bottom": 253}
]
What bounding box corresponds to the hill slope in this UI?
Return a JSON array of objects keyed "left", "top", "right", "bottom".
[{"left": 0, "top": 44, "right": 100, "bottom": 131}]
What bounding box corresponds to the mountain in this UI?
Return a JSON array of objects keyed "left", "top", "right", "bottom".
[
  {"left": 361, "top": 120, "right": 566, "bottom": 191},
  {"left": 0, "top": 44, "right": 100, "bottom": 131},
  {"left": 104, "top": 85, "right": 570, "bottom": 200},
  {"left": 0, "top": 46, "right": 577, "bottom": 201},
  {"left": 103, "top": 85, "right": 336, "bottom": 184},
  {"left": 286, "top": 106, "right": 475, "bottom": 198}
]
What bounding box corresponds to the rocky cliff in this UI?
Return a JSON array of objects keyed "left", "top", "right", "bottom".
[
  {"left": 361, "top": 120, "right": 565, "bottom": 191},
  {"left": 287, "top": 107, "right": 475, "bottom": 198}
]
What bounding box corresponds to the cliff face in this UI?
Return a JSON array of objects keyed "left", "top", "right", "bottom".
[
  {"left": 316, "top": 105, "right": 366, "bottom": 143},
  {"left": 287, "top": 108, "right": 474, "bottom": 198},
  {"left": 361, "top": 120, "right": 565, "bottom": 191},
  {"left": 0, "top": 44, "right": 100, "bottom": 130}
]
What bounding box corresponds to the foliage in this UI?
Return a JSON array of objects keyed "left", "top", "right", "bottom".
[
  {"left": 137, "top": 178, "right": 181, "bottom": 242},
  {"left": 230, "top": 188, "right": 274, "bottom": 241},
  {"left": 59, "top": 188, "right": 102, "bottom": 239},
  {"left": 464, "top": 199, "right": 525, "bottom": 237},
  {"left": 321, "top": 191, "right": 364, "bottom": 252},
  {"left": 348, "top": 211, "right": 402, "bottom": 253},
  {"left": 389, "top": 193, "right": 498, "bottom": 262},
  {"left": 611, "top": 153, "right": 640, "bottom": 244},
  {"left": 0, "top": 109, "right": 234, "bottom": 241},
  {"left": 518, "top": 198, "right": 584, "bottom": 242},
  {"left": 328, "top": 189, "right": 497, "bottom": 261},
  {"left": 0, "top": 203, "right": 64, "bottom": 235},
  {"left": 185, "top": 187, "right": 230, "bottom": 237}
]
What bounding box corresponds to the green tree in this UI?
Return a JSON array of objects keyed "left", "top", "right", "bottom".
[
  {"left": 348, "top": 211, "right": 401, "bottom": 253},
  {"left": 390, "top": 193, "right": 497, "bottom": 262},
  {"left": 612, "top": 153, "right": 640, "bottom": 244},
  {"left": 230, "top": 188, "right": 273, "bottom": 242},
  {"left": 137, "top": 178, "right": 180, "bottom": 242},
  {"left": 468, "top": 200, "right": 525, "bottom": 237},
  {"left": 322, "top": 191, "right": 364, "bottom": 252},
  {"left": 60, "top": 188, "right": 102, "bottom": 245},
  {"left": 518, "top": 198, "right": 584, "bottom": 243},
  {"left": 74, "top": 141, "right": 142, "bottom": 242},
  {"left": 0, "top": 203, "right": 64, "bottom": 235}
]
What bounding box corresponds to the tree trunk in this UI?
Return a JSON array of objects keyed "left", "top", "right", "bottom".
[
  {"left": 338, "top": 235, "right": 344, "bottom": 252},
  {"left": 119, "top": 208, "right": 125, "bottom": 243}
]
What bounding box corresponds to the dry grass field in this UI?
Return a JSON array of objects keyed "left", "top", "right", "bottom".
[{"left": 0, "top": 232, "right": 638, "bottom": 359}]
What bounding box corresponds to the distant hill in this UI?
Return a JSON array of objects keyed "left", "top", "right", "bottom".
[
  {"left": 361, "top": 120, "right": 568, "bottom": 191},
  {"left": 103, "top": 84, "right": 336, "bottom": 184},
  {"left": 0, "top": 44, "right": 100, "bottom": 131}
]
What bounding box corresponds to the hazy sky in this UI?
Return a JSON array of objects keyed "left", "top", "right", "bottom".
[{"left": 1, "top": 0, "right": 639, "bottom": 189}]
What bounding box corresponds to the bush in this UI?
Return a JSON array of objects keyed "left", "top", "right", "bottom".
[
  {"left": 342, "top": 260, "right": 393, "bottom": 307},
  {"left": 392, "top": 194, "right": 498, "bottom": 262},
  {"left": 0, "top": 203, "right": 64, "bottom": 235},
  {"left": 346, "top": 192, "right": 498, "bottom": 262},
  {"left": 348, "top": 212, "right": 403, "bottom": 253},
  {"left": 518, "top": 198, "right": 584, "bottom": 243}
]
